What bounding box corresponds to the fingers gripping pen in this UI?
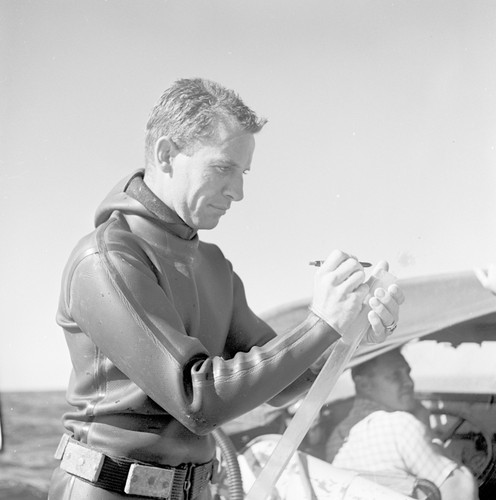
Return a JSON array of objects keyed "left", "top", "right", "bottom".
[{"left": 245, "top": 268, "right": 397, "bottom": 500}]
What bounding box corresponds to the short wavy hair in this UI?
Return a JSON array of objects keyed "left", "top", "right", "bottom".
[{"left": 144, "top": 78, "right": 267, "bottom": 163}]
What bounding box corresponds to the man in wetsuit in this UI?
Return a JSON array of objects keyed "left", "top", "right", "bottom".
[{"left": 49, "top": 78, "right": 404, "bottom": 500}]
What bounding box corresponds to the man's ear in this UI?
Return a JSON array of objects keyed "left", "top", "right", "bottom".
[{"left": 154, "top": 136, "right": 177, "bottom": 172}]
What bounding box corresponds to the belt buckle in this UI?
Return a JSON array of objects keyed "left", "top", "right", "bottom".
[
  {"left": 124, "top": 463, "right": 174, "bottom": 498},
  {"left": 60, "top": 440, "right": 105, "bottom": 483}
]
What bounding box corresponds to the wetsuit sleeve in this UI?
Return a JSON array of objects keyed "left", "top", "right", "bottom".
[
  {"left": 225, "top": 271, "right": 335, "bottom": 406},
  {"left": 66, "top": 231, "right": 338, "bottom": 435}
]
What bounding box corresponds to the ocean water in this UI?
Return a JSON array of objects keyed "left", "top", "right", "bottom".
[{"left": 0, "top": 391, "right": 70, "bottom": 500}]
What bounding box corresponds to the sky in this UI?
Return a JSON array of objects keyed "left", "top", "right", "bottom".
[{"left": 1, "top": 0, "right": 495, "bottom": 391}]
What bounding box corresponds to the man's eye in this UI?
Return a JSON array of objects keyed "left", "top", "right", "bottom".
[{"left": 216, "top": 166, "right": 231, "bottom": 173}]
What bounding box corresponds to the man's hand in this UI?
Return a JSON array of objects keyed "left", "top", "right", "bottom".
[
  {"left": 364, "top": 260, "right": 405, "bottom": 344},
  {"left": 309, "top": 250, "right": 370, "bottom": 336},
  {"left": 310, "top": 253, "right": 405, "bottom": 345}
]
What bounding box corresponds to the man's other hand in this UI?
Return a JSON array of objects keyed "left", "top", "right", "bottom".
[{"left": 364, "top": 260, "right": 405, "bottom": 344}]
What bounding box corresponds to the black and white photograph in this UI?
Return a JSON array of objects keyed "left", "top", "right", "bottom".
[{"left": 1, "top": 1, "right": 496, "bottom": 499}]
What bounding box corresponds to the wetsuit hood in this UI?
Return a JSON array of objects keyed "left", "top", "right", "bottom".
[
  {"left": 94, "top": 169, "right": 197, "bottom": 240},
  {"left": 94, "top": 170, "right": 148, "bottom": 228}
]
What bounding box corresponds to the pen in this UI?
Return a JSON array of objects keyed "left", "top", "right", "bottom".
[{"left": 309, "top": 260, "right": 372, "bottom": 268}]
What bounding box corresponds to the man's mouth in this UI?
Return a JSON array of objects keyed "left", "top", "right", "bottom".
[{"left": 211, "top": 205, "right": 229, "bottom": 212}]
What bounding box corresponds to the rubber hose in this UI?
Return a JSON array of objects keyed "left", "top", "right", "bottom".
[
  {"left": 414, "top": 478, "right": 441, "bottom": 500},
  {"left": 212, "top": 428, "right": 244, "bottom": 500}
]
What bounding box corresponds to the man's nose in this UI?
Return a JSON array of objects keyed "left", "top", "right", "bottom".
[{"left": 224, "top": 173, "right": 244, "bottom": 202}]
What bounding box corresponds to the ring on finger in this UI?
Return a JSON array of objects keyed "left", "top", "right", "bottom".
[{"left": 386, "top": 320, "right": 398, "bottom": 333}]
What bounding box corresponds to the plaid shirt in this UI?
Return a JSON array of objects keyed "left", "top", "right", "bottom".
[{"left": 327, "top": 398, "right": 458, "bottom": 488}]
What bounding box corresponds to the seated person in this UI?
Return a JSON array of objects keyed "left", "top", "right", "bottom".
[{"left": 325, "top": 349, "right": 479, "bottom": 500}]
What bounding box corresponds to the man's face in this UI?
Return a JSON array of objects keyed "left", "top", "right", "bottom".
[
  {"left": 167, "top": 121, "right": 255, "bottom": 230},
  {"left": 362, "top": 352, "right": 416, "bottom": 412}
]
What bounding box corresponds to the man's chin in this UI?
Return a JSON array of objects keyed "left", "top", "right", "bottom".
[
  {"left": 199, "top": 217, "right": 222, "bottom": 230},
  {"left": 402, "top": 397, "right": 417, "bottom": 412},
  {"left": 387, "top": 395, "right": 416, "bottom": 412}
]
